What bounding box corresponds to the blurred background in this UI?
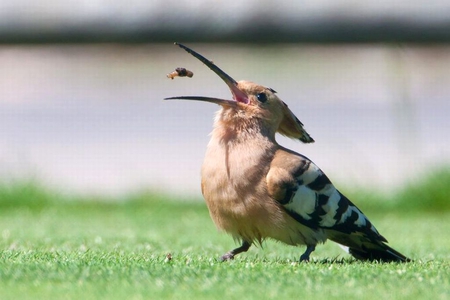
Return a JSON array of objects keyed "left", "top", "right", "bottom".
[{"left": 1, "top": 1, "right": 449, "bottom": 198}]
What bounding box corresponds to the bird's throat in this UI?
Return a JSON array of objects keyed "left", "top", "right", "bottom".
[{"left": 213, "top": 109, "right": 276, "bottom": 145}]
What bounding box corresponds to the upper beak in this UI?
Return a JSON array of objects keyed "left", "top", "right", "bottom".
[{"left": 164, "top": 43, "right": 249, "bottom": 106}]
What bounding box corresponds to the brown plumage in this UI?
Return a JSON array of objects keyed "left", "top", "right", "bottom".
[{"left": 165, "top": 43, "right": 409, "bottom": 262}]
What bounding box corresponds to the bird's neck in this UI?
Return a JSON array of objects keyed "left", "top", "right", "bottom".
[
  {"left": 211, "top": 108, "right": 277, "bottom": 146},
  {"left": 203, "top": 111, "right": 277, "bottom": 196}
]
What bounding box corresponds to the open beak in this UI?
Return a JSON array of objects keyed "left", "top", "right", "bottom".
[{"left": 164, "top": 43, "right": 249, "bottom": 106}]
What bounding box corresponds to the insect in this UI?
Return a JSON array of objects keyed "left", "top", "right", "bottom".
[{"left": 167, "top": 67, "right": 194, "bottom": 80}]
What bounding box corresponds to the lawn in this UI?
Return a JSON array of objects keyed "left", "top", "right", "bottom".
[{"left": 0, "top": 177, "right": 449, "bottom": 300}]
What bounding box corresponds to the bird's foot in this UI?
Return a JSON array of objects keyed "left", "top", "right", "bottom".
[
  {"left": 219, "top": 241, "right": 251, "bottom": 262},
  {"left": 220, "top": 252, "right": 235, "bottom": 261},
  {"left": 299, "top": 254, "right": 310, "bottom": 262},
  {"left": 299, "top": 245, "right": 315, "bottom": 262}
]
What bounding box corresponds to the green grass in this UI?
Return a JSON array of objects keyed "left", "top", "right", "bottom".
[{"left": 0, "top": 176, "right": 449, "bottom": 300}]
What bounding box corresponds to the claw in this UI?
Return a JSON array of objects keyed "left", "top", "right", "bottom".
[
  {"left": 300, "top": 245, "right": 316, "bottom": 262},
  {"left": 220, "top": 241, "right": 251, "bottom": 262}
]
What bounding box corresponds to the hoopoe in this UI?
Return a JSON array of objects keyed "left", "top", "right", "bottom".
[{"left": 165, "top": 43, "right": 409, "bottom": 262}]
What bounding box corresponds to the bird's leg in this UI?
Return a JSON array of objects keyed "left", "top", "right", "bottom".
[
  {"left": 220, "top": 241, "right": 251, "bottom": 261},
  {"left": 300, "top": 245, "right": 316, "bottom": 262}
]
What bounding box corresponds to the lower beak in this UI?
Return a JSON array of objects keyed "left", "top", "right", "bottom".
[
  {"left": 164, "top": 43, "right": 248, "bottom": 106},
  {"left": 164, "top": 96, "right": 237, "bottom": 107}
]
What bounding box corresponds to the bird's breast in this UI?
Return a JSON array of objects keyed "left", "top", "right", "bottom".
[
  {"left": 200, "top": 138, "right": 287, "bottom": 242},
  {"left": 201, "top": 140, "right": 270, "bottom": 208}
]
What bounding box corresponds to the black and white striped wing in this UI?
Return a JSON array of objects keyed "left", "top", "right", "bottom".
[
  {"left": 267, "top": 150, "right": 409, "bottom": 262},
  {"left": 272, "top": 156, "right": 386, "bottom": 244}
]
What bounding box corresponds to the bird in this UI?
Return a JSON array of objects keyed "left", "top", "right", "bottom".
[{"left": 165, "top": 43, "right": 409, "bottom": 263}]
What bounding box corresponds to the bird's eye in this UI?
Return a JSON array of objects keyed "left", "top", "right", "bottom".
[{"left": 256, "top": 93, "right": 267, "bottom": 103}]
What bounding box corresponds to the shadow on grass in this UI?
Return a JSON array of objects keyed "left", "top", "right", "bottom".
[{"left": 213, "top": 255, "right": 416, "bottom": 266}]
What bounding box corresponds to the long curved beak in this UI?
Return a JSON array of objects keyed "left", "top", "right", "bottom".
[
  {"left": 164, "top": 43, "right": 248, "bottom": 106},
  {"left": 164, "top": 96, "right": 238, "bottom": 107}
]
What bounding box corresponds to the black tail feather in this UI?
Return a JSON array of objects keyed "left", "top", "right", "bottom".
[{"left": 349, "top": 243, "right": 410, "bottom": 262}]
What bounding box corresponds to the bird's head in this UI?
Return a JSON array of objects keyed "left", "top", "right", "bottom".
[{"left": 165, "top": 43, "right": 314, "bottom": 143}]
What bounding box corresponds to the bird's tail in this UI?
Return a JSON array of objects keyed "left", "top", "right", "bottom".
[
  {"left": 347, "top": 242, "right": 410, "bottom": 262},
  {"left": 329, "top": 231, "right": 410, "bottom": 262}
]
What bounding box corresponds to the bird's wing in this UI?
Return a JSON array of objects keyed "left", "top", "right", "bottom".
[
  {"left": 266, "top": 148, "right": 411, "bottom": 262},
  {"left": 267, "top": 149, "right": 382, "bottom": 239},
  {"left": 266, "top": 150, "right": 398, "bottom": 246}
]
